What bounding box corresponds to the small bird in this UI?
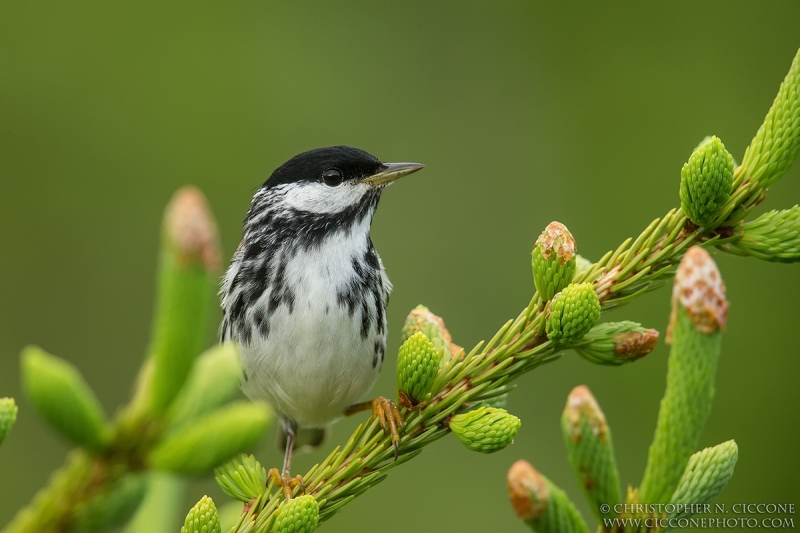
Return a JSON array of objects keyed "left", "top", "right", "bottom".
[{"left": 220, "top": 146, "right": 424, "bottom": 498}]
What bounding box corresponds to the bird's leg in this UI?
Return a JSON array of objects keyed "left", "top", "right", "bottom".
[
  {"left": 345, "top": 397, "right": 405, "bottom": 459},
  {"left": 268, "top": 421, "right": 305, "bottom": 500}
]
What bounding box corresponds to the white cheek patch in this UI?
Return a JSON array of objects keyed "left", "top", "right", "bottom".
[{"left": 283, "top": 181, "right": 371, "bottom": 214}]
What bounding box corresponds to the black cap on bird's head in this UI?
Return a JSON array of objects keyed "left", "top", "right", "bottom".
[{"left": 263, "top": 146, "right": 424, "bottom": 190}]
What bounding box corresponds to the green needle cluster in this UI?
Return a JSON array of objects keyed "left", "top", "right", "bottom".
[
  {"left": 6, "top": 47, "right": 800, "bottom": 533},
  {"left": 273, "top": 496, "right": 320, "bottom": 533},
  {"left": 396, "top": 332, "right": 441, "bottom": 404},
  {"left": 740, "top": 48, "right": 800, "bottom": 188},
  {"left": 668, "top": 441, "right": 739, "bottom": 521},
  {"left": 532, "top": 221, "right": 577, "bottom": 301},
  {"left": 640, "top": 247, "right": 727, "bottom": 504},
  {"left": 561, "top": 386, "right": 620, "bottom": 520},
  {"left": 572, "top": 321, "right": 659, "bottom": 366},
  {"left": 216, "top": 48, "right": 799, "bottom": 530},
  {"left": 511, "top": 248, "right": 738, "bottom": 533},
  {"left": 400, "top": 305, "right": 461, "bottom": 363},
  {"left": 214, "top": 454, "right": 268, "bottom": 503},
  {"left": 2, "top": 188, "right": 271, "bottom": 533},
  {"left": 449, "top": 406, "right": 521, "bottom": 454},
  {"left": 181, "top": 496, "right": 221, "bottom": 533},
  {"left": 724, "top": 205, "right": 800, "bottom": 262},
  {"left": 545, "top": 283, "right": 601, "bottom": 342},
  {"left": 507, "top": 460, "right": 588, "bottom": 533},
  {"left": 679, "top": 135, "right": 734, "bottom": 227}
]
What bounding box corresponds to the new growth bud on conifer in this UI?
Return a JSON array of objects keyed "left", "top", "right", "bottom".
[
  {"left": 668, "top": 440, "right": 738, "bottom": 520},
  {"left": 396, "top": 332, "right": 440, "bottom": 404},
  {"left": 574, "top": 321, "right": 659, "bottom": 366},
  {"left": 545, "top": 283, "right": 601, "bottom": 342},
  {"left": 21, "top": 346, "right": 108, "bottom": 450},
  {"left": 181, "top": 496, "right": 221, "bottom": 533},
  {"left": 273, "top": 495, "right": 320, "bottom": 533},
  {"left": 679, "top": 136, "right": 734, "bottom": 227},
  {"left": 532, "top": 222, "right": 577, "bottom": 301},
  {"left": 401, "top": 305, "right": 462, "bottom": 364},
  {"left": 640, "top": 247, "right": 728, "bottom": 504},
  {"left": 507, "top": 460, "right": 589, "bottom": 533},
  {"left": 149, "top": 401, "right": 271, "bottom": 474},
  {"left": 449, "top": 407, "right": 520, "bottom": 454},
  {"left": 667, "top": 247, "right": 728, "bottom": 339},
  {"left": 148, "top": 187, "right": 221, "bottom": 416},
  {"left": 740, "top": 49, "right": 800, "bottom": 188},
  {"left": 731, "top": 206, "right": 800, "bottom": 262},
  {"left": 214, "top": 454, "right": 268, "bottom": 502},
  {"left": 561, "top": 386, "right": 621, "bottom": 520}
]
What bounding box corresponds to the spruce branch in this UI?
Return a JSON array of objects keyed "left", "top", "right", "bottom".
[
  {"left": 561, "top": 386, "right": 620, "bottom": 521},
  {"left": 145, "top": 186, "right": 222, "bottom": 417},
  {"left": 667, "top": 441, "right": 738, "bottom": 523},
  {"left": 639, "top": 248, "right": 727, "bottom": 504},
  {"left": 740, "top": 48, "right": 800, "bottom": 189},
  {"left": 21, "top": 346, "right": 110, "bottom": 450},
  {"left": 2, "top": 188, "right": 265, "bottom": 533},
  {"left": 719, "top": 205, "right": 800, "bottom": 262},
  {"left": 507, "top": 460, "right": 589, "bottom": 533},
  {"left": 214, "top": 48, "right": 800, "bottom": 531}
]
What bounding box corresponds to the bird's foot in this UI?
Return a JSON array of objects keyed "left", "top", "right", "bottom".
[
  {"left": 346, "top": 396, "right": 406, "bottom": 459},
  {"left": 371, "top": 397, "right": 406, "bottom": 459},
  {"left": 268, "top": 467, "right": 305, "bottom": 500}
]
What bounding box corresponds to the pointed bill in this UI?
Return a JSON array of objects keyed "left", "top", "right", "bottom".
[{"left": 362, "top": 162, "right": 424, "bottom": 185}]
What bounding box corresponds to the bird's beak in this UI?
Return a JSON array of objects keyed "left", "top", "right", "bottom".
[{"left": 362, "top": 162, "right": 425, "bottom": 186}]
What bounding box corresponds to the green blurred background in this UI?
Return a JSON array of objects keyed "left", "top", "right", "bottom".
[{"left": 2, "top": 2, "right": 799, "bottom": 531}]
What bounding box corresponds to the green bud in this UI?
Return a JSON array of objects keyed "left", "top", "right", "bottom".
[
  {"left": 532, "top": 222, "right": 577, "bottom": 301},
  {"left": 149, "top": 401, "right": 271, "bottom": 474},
  {"left": 561, "top": 386, "right": 620, "bottom": 520},
  {"left": 214, "top": 454, "right": 267, "bottom": 502},
  {"left": 401, "top": 305, "right": 462, "bottom": 364},
  {"left": 640, "top": 247, "right": 727, "bottom": 504},
  {"left": 573, "top": 321, "right": 659, "bottom": 366},
  {"left": 507, "top": 460, "right": 589, "bottom": 533},
  {"left": 545, "top": 283, "right": 601, "bottom": 343},
  {"left": 273, "top": 494, "right": 320, "bottom": 533},
  {"left": 181, "top": 496, "right": 221, "bottom": 533},
  {"left": 679, "top": 136, "right": 734, "bottom": 227},
  {"left": 669, "top": 441, "right": 738, "bottom": 520},
  {"left": 741, "top": 49, "right": 800, "bottom": 188},
  {"left": 396, "top": 332, "right": 440, "bottom": 404},
  {"left": 147, "top": 187, "right": 220, "bottom": 416},
  {"left": 72, "top": 473, "right": 148, "bottom": 532},
  {"left": 0, "top": 398, "right": 18, "bottom": 445},
  {"left": 449, "top": 406, "right": 520, "bottom": 454},
  {"left": 731, "top": 206, "right": 800, "bottom": 262},
  {"left": 21, "top": 346, "right": 108, "bottom": 450},
  {"left": 167, "top": 343, "right": 242, "bottom": 428}
]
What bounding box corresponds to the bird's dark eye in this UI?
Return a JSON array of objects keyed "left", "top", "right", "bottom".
[{"left": 321, "top": 168, "right": 344, "bottom": 186}]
